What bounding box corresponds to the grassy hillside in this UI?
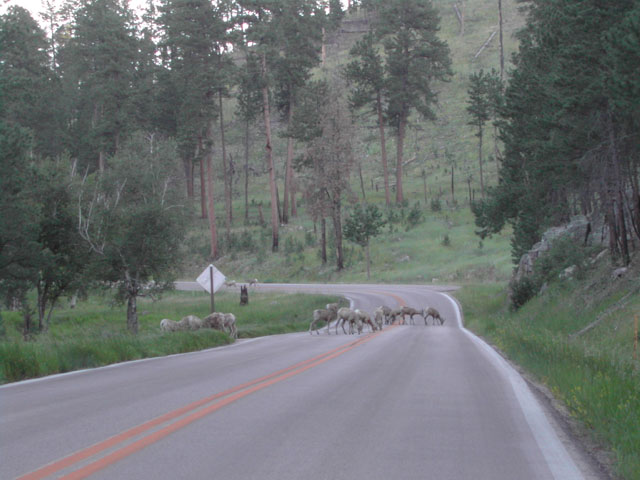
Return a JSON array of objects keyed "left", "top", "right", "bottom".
[{"left": 183, "top": 0, "right": 525, "bottom": 285}]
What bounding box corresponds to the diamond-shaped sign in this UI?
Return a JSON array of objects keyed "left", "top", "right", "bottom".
[{"left": 196, "top": 264, "right": 226, "bottom": 294}]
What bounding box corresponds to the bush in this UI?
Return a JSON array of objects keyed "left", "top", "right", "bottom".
[
  {"left": 441, "top": 234, "right": 451, "bottom": 247},
  {"left": 431, "top": 197, "right": 442, "bottom": 212},
  {"left": 509, "top": 276, "right": 540, "bottom": 311},
  {"left": 405, "top": 202, "right": 423, "bottom": 230}
]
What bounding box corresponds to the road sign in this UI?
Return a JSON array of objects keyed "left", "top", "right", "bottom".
[{"left": 196, "top": 264, "right": 226, "bottom": 294}]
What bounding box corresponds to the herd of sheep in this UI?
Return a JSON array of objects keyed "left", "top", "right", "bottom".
[
  {"left": 309, "top": 304, "right": 445, "bottom": 335},
  {"left": 159, "top": 294, "right": 444, "bottom": 341},
  {"left": 160, "top": 312, "right": 238, "bottom": 339}
]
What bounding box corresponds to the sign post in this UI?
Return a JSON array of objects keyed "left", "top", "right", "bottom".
[
  {"left": 209, "top": 265, "right": 214, "bottom": 313},
  {"left": 196, "top": 264, "right": 226, "bottom": 314}
]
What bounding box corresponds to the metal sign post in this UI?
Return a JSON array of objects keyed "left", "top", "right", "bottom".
[
  {"left": 196, "top": 264, "right": 226, "bottom": 314},
  {"left": 209, "top": 265, "right": 215, "bottom": 313}
]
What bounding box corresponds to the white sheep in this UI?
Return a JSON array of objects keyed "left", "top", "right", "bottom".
[
  {"left": 202, "top": 312, "right": 225, "bottom": 331},
  {"left": 222, "top": 313, "right": 238, "bottom": 339},
  {"left": 355, "top": 309, "right": 377, "bottom": 333},
  {"left": 336, "top": 307, "right": 361, "bottom": 335},
  {"left": 180, "top": 315, "right": 203, "bottom": 330},
  {"left": 160, "top": 318, "right": 179, "bottom": 332},
  {"left": 309, "top": 308, "right": 338, "bottom": 335},
  {"left": 249, "top": 278, "right": 259, "bottom": 286},
  {"left": 401, "top": 306, "right": 421, "bottom": 325},
  {"left": 373, "top": 307, "right": 385, "bottom": 331}
]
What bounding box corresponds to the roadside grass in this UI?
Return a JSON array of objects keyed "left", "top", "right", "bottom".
[
  {"left": 0, "top": 290, "right": 343, "bottom": 384},
  {"left": 456, "top": 277, "right": 640, "bottom": 480}
]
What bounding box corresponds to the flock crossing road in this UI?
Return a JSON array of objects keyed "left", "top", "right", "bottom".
[{"left": 0, "top": 283, "right": 603, "bottom": 480}]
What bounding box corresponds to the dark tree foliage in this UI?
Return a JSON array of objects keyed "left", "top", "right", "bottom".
[{"left": 473, "top": 0, "right": 640, "bottom": 264}]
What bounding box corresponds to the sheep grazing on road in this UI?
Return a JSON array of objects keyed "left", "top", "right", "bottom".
[
  {"left": 390, "top": 308, "right": 404, "bottom": 325},
  {"left": 401, "top": 306, "right": 421, "bottom": 325},
  {"left": 309, "top": 308, "right": 338, "bottom": 335},
  {"left": 336, "top": 307, "right": 362, "bottom": 335},
  {"left": 422, "top": 307, "right": 445, "bottom": 326},
  {"left": 355, "top": 309, "right": 377, "bottom": 333},
  {"left": 373, "top": 307, "right": 386, "bottom": 331},
  {"left": 380, "top": 306, "right": 393, "bottom": 325}
]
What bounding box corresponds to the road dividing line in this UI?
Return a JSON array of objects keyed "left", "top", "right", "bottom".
[{"left": 17, "top": 327, "right": 393, "bottom": 480}]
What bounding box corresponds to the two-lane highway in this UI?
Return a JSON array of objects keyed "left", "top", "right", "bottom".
[{"left": 1, "top": 284, "right": 598, "bottom": 479}]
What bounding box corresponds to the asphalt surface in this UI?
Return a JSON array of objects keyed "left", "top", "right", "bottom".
[{"left": 1, "top": 283, "right": 600, "bottom": 479}]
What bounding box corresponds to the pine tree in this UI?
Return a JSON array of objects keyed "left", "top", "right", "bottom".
[
  {"left": 344, "top": 32, "right": 391, "bottom": 206},
  {"left": 375, "top": 0, "right": 452, "bottom": 204}
]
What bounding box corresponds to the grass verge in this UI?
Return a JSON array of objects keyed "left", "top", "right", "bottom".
[
  {"left": 0, "top": 290, "right": 344, "bottom": 384},
  {"left": 455, "top": 280, "right": 640, "bottom": 480}
]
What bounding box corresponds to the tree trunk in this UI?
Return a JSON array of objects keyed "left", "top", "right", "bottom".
[
  {"left": 126, "top": 292, "right": 138, "bottom": 334},
  {"left": 395, "top": 117, "right": 406, "bottom": 204},
  {"left": 451, "top": 165, "right": 455, "bottom": 202},
  {"left": 365, "top": 243, "right": 371, "bottom": 279},
  {"left": 244, "top": 119, "right": 250, "bottom": 222},
  {"left": 199, "top": 143, "right": 207, "bottom": 219},
  {"left": 423, "top": 171, "right": 428, "bottom": 204},
  {"left": 331, "top": 194, "right": 344, "bottom": 270},
  {"left": 607, "top": 108, "right": 630, "bottom": 264},
  {"left": 478, "top": 127, "right": 485, "bottom": 198},
  {"left": 290, "top": 176, "right": 297, "bottom": 217},
  {"left": 183, "top": 156, "right": 194, "bottom": 199},
  {"left": 283, "top": 101, "right": 294, "bottom": 224},
  {"left": 498, "top": 0, "right": 504, "bottom": 81},
  {"left": 377, "top": 93, "right": 391, "bottom": 206},
  {"left": 321, "top": 217, "right": 327, "bottom": 264},
  {"left": 219, "top": 91, "right": 231, "bottom": 244},
  {"left": 358, "top": 161, "right": 366, "bottom": 201},
  {"left": 261, "top": 52, "right": 278, "bottom": 252},
  {"left": 205, "top": 121, "right": 219, "bottom": 259}
]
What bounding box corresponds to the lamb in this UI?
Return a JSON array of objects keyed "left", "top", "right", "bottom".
[
  {"left": 401, "top": 306, "right": 421, "bottom": 325},
  {"left": 355, "top": 309, "right": 377, "bottom": 333},
  {"left": 422, "top": 307, "right": 445, "bottom": 326},
  {"left": 160, "top": 318, "right": 179, "bottom": 332},
  {"left": 336, "top": 307, "right": 361, "bottom": 335},
  {"left": 225, "top": 280, "right": 237, "bottom": 287},
  {"left": 309, "top": 307, "right": 338, "bottom": 335},
  {"left": 249, "top": 278, "right": 258, "bottom": 286}
]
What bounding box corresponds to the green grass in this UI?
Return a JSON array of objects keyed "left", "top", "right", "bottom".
[
  {"left": 456, "top": 273, "right": 640, "bottom": 480},
  {"left": 0, "top": 290, "right": 344, "bottom": 384}
]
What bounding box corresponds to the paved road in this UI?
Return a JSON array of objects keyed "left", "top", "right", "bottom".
[{"left": 1, "top": 283, "right": 599, "bottom": 479}]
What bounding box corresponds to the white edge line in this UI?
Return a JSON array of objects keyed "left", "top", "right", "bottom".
[{"left": 440, "top": 291, "right": 585, "bottom": 480}]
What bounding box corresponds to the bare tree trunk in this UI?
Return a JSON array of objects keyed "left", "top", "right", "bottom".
[
  {"left": 261, "top": 52, "right": 278, "bottom": 252},
  {"left": 321, "top": 27, "right": 326, "bottom": 67},
  {"left": 422, "top": 170, "right": 428, "bottom": 204},
  {"left": 478, "top": 128, "right": 485, "bottom": 198},
  {"left": 451, "top": 165, "right": 455, "bottom": 202},
  {"left": 126, "top": 292, "right": 138, "bottom": 334},
  {"left": 377, "top": 93, "right": 390, "bottom": 206},
  {"left": 183, "top": 156, "right": 194, "bottom": 199},
  {"left": 283, "top": 102, "right": 294, "bottom": 224},
  {"left": 199, "top": 142, "right": 207, "bottom": 219},
  {"left": 395, "top": 117, "right": 406, "bottom": 204},
  {"left": 365, "top": 243, "right": 371, "bottom": 279},
  {"left": 358, "top": 161, "right": 366, "bottom": 201},
  {"left": 498, "top": 0, "right": 504, "bottom": 81},
  {"left": 454, "top": 3, "right": 464, "bottom": 36},
  {"left": 244, "top": 119, "right": 250, "bottom": 222},
  {"left": 291, "top": 176, "right": 297, "bottom": 217},
  {"left": 321, "top": 217, "right": 327, "bottom": 264},
  {"left": 219, "top": 91, "right": 231, "bottom": 244},
  {"left": 608, "top": 109, "right": 630, "bottom": 264},
  {"left": 205, "top": 121, "right": 219, "bottom": 259},
  {"left": 331, "top": 194, "right": 344, "bottom": 270}
]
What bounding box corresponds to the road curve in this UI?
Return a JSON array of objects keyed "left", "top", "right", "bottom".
[{"left": 0, "top": 283, "right": 599, "bottom": 480}]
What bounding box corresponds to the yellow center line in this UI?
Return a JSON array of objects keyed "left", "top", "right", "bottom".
[{"left": 18, "top": 327, "right": 395, "bottom": 480}]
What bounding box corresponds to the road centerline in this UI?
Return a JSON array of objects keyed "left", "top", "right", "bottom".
[{"left": 16, "top": 327, "right": 393, "bottom": 480}]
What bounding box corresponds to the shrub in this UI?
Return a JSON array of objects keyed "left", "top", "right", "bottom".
[
  {"left": 509, "top": 276, "right": 540, "bottom": 311},
  {"left": 431, "top": 197, "right": 442, "bottom": 212},
  {"left": 405, "top": 202, "right": 423, "bottom": 230}
]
